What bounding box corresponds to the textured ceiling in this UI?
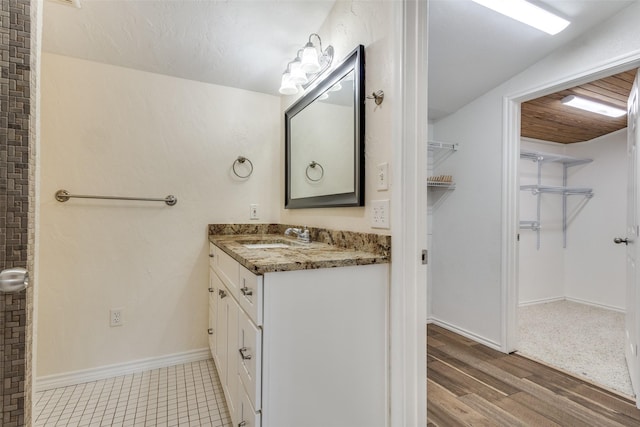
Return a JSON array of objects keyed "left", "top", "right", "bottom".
[
  {"left": 43, "top": 0, "right": 336, "bottom": 96},
  {"left": 428, "top": 0, "right": 635, "bottom": 122},
  {"left": 521, "top": 70, "right": 636, "bottom": 144}
]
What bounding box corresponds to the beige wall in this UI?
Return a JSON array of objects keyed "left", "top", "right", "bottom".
[
  {"left": 280, "top": 0, "right": 396, "bottom": 234},
  {"left": 37, "top": 0, "right": 398, "bottom": 378},
  {"left": 37, "top": 53, "right": 280, "bottom": 376}
]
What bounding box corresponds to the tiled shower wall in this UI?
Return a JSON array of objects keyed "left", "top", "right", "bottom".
[{"left": 0, "top": 0, "right": 33, "bottom": 425}]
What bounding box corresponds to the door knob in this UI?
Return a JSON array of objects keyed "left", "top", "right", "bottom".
[
  {"left": 0, "top": 268, "right": 28, "bottom": 293},
  {"left": 614, "top": 237, "right": 629, "bottom": 245}
]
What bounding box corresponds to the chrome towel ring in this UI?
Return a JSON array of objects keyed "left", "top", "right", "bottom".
[
  {"left": 233, "top": 156, "right": 253, "bottom": 178},
  {"left": 305, "top": 161, "right": 324, "bottom": 182}
]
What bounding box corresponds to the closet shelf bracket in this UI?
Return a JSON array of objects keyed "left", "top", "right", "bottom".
[{"left": 519, "top": 149, "right": 594, "bottom": 250}]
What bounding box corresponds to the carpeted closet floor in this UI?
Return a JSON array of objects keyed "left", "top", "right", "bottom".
[{"left": 518, "top": 300, "right": 634, "bottom": 397}]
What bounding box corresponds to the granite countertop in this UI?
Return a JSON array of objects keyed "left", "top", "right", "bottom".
[{"left": 209, "top": 233, "right": 390, "bottom": 275}]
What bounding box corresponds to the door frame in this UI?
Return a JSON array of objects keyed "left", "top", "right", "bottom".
[
  {"left": 389, "top": 0, "right": 428, "bottom": 426},
  {"left": 501, "top": 52, "right": 640, "bottom": 354}
]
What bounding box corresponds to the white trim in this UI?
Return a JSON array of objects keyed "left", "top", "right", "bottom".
[
  {"left": 501, "top": 96, "right": 520, "bottom": 353},
  {"left": 518, "top": 296, "right": 624, "bottom": 312},
  {"left": 502, "top": 50, "right": 640, "bottom": 366},
  {"left": 565, "top": 297, "right": 625, "bottom": 313},
  {"left": 389, "top": 1, "right": 427, "bottom": 426},
  {"left": 35, "top": 348, "right": 210, "bottom": 392},
  {"left": 518, "top": 296, "right": 565, "bottom": 307},
  {"left": 430, "top": 318, "right": 502, "bottom": 352}
]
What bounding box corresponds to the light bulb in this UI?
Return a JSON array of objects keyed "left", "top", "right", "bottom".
[
  {"left": 329, "top": 82, "right": 342, "bottom": 92},
  {"left": 289, "top": 62, "right": 308, "bottom": 85},
  {"left": 301, "top": 44, "right": 321, "bottom": 73},
  {"left": 279, "top": 73, "right": 298, "bottom": 95}
]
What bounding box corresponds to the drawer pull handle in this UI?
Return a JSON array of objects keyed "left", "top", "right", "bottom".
[
  {"left": 207, "top": 328, "right": 213, "bottom": 335},
  {"left": 238, "top": 422, "right": 247, "bottom": 427},
  {"left": 239, "top": 347, "right": 252, "bottom": 360},
  {"left": 219, "top": 289, "right": 227, "bottom": 299},
  {"left": 240, "top": 286, "right": 253, "bottom": 296},
  {"left": 208, "top": 287, "right": 214, "bottom": 293}
]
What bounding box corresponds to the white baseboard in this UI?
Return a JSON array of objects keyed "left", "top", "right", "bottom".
[
  {"left": 429, "top": 318, "right": 502, "bottom": 352},
  {"left": 565, "top": 296, "right": 625, "bottom": 313},
  {"left": 518, "top": 296, "right": 564, "bottom": 307},
  {"left": 36, "top": 348, "right": 211, "bottom": 392},
  {"left": 518, "top": 296, "right": 625, "bottom": 313}
]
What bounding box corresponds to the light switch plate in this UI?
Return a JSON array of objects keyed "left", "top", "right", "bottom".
[
  {"left": 376, "top": 163, "right": 388, "bottom": 191},
  {"left": 250, "top": 204, "right": 259, "bottom": 220},
  {"left": 371, "top": 199, "right": 390, "bottom": 229}
]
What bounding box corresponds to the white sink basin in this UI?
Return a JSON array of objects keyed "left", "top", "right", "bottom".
[
  {"left": 243, "top": 243, "right": 291, "bottom": 249},
  {"left": 237, "top": 238, "right": 301, "bottom": 249}
]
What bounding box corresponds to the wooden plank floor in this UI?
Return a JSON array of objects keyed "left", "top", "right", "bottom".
[{"left": 427, "top": 324, "right": 640, "bottom": 426}]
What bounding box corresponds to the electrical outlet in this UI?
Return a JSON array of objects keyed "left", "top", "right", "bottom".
[
  {"left": 110, "top": 308, "right": 124, "bottom": 327},
  {"left": 371, "top": 199, "right": 390, "bottom": 229},
  {"left": 376, "top": 163, "right": 389, "bottom": 191},
  {"left": 250, "top": 204, "right": 259, "bottom": 220}
]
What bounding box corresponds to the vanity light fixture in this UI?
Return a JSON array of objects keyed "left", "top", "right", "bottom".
[
  {"left": 278, "top": 33, "right": 334, "bottom": 96},
  {"left": 471, "top": 0, "right": 570, "bottom": 35},
  {"left": 561, "top": 95, "right": 626, "bottom": 118}
]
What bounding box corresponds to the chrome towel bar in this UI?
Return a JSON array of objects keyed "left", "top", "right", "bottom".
[{"left": 55, "top": 189, "right": 177, "bottom": 206}]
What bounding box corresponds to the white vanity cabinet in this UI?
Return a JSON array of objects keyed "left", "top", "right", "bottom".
[{"left": 208, "top": 242, "right": 388, "bottom": 427}]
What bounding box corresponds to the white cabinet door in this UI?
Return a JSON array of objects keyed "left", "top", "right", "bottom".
[
  {"left": 226, "top": 295, "right": 240, "bottom": 425},
  {"left": 212, "top": 268, "right": 241, "bottom": 425},
  {"left": 208, "top": 268, "right": 217, "bottom": 357},
  {"left": 213, "top": 272, "right": 227, "bottom": 375}
]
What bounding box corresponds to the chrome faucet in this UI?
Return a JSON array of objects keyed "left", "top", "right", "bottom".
[{"left": 284, "top": 227, "right": 311, "bottom": 243}]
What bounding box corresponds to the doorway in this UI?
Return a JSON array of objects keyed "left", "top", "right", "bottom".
[
  {"left": 517, "top": 89, "right": 630, "bottom": 394},
  {"left": 504, "top": 60, "right": 640, "bottom": 408}
]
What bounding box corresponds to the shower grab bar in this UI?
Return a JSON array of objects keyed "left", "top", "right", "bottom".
[{"left": 55, "top": 189, "right": 177, "bottom": 206}]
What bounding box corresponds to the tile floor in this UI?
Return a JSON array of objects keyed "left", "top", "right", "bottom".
[{"left": 33, "top": 359, "right": 232, "bottom": 427}]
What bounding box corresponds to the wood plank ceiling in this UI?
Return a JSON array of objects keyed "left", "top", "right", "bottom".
[{"left": 521, "top": 69, "right": 637, "bottom": 144}]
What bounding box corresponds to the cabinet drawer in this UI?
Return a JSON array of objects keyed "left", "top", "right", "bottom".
[
  {"left": 215, "top": 247, "right": 240, "bottom": 297},
  {"left": 238, "top": 310, "right": 262, "bottom": 410},
  {"left": 238, "top": 266, "right": 263, "bottom": 326},
  {"left": 238, "top": 383, "right": 261, "bottom": 427}
]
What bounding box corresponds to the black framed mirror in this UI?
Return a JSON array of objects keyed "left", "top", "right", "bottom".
[{"left": 285, "top": 45, "right": 365, "bottom": 209}]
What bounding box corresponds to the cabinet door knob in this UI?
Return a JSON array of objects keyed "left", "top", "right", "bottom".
[
  {"left": 240, "top": 286, "right": 253, "bottom": 296},
  {"left": 208, "top": 287, "right": 214, "bottom": 293},
  {"left": 209, "top": 254, "right": 214, "bottom": 258},
  {"left": 238, "top": 421, "right": 247, "bottom": 427},
  {"left": 219, "top": 289, "right": 227, "bottom": 299},
  {"left": 207, "top": 328, "right": 213, "bottom": 335},
  {"left": 239, "top": 347, "right": 252, "bottom": 360}
]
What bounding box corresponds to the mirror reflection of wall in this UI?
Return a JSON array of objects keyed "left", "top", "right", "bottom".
[
  {"left": 285, "top": 44, "right": 364, "bottom": 209},
  {"left": 290, "top": 70, "right": 355, "bottom": 198}
]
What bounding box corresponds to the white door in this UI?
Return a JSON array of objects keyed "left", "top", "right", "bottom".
[{"left": 624, "top": 69, "right": 640, "bottom": 406}]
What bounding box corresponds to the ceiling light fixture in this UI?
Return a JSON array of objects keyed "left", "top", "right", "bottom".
[
  {"left": 561, "top": 95, "right": 626, "bottom": 118},
  {"left": 278, "top": 33, "right": 334, "bottom": 96},
  {"left": 470, "top": 0, "right": 570, "bottom": 35}
]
